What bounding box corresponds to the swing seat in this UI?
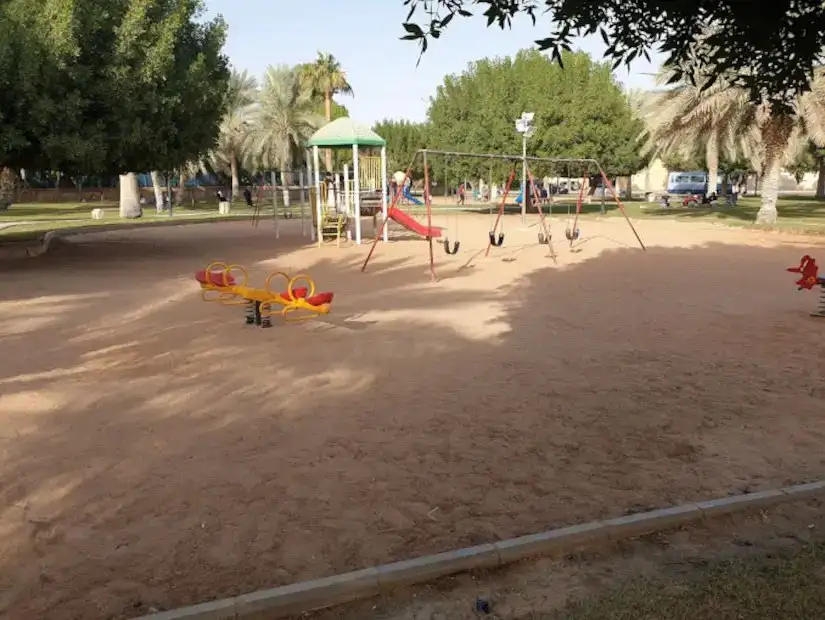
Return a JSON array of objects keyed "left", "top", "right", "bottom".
[
  {"left": 565, "top": 228, "right": 580, "bottom": 241},
  {"left": 443, "top": 239, "right": 460, "bottom": 254},
  {"left": 488, "top": 231, "right": 505, "bottom": 246}
]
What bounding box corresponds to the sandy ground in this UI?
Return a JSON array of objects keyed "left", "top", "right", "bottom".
[{"left": 1, "top": 213, "right": 824, "bottom": 619}]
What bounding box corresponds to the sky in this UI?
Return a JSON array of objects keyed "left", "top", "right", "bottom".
[{"left": 203, "top": 0, "right": 663, "bottom": 125}]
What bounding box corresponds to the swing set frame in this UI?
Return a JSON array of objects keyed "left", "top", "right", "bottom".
[{"left": 361, "top": 149, "right": 646, "bottom": 281}]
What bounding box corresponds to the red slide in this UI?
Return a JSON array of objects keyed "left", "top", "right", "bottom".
[{"left": 388, "top": 207, "right": 442, "bottom": 238}]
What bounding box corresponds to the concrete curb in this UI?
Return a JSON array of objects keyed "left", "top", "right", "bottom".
[
  {"left": 135, "top": 480, "right": 825, "bottom": 620},
  {"left": 0, "top": 215, "right": 255, "bottom": 260}
]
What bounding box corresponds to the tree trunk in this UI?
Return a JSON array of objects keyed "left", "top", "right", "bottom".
[
  {"left": 150, "top": 171, "right": 164, "bottom": 213},
  {"left": 324, "top": 91, "right": 333, "bottom": 172},
  {"left": 705, "top": 133, "right": 719, "bottom": 197},
  {"left": 230, "top": 154, "right": 239, "bottom": 201},
  {"left": 178, "top": 172, "right": 187, "bottom": 205},
  {"left": 118, "top": 173, "right": 142, "bottom": 218},
  {"left": 281, "top": 169, "right": 291, "bottom": 207},
  {"left": 816, "top": 160, "right": 825, "bottom": 199},
  {"left": 755, "top": 116, "right": 792, "bottom": 225}
]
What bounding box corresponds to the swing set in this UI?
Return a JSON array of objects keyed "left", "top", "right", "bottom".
[{"left": 361, "top": 149, "right": 645, "bottom": 281}]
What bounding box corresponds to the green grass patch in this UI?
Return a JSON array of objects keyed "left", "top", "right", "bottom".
[
  {"left": 598, "top": 196, "right": 825, "bottom": 234},
  {"left": 552, "top": 541, "right": 825, "bottom": 620},
  {"left": 0, "top": 206, "right": 261, "bottom": 243},
  {"left": 0, "top": 199, "right": 253, "bottom": 223}
]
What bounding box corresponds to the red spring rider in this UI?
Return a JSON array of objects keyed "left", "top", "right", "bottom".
[{"left": 787, "top": 255, "right": 821, "bottom": 290}]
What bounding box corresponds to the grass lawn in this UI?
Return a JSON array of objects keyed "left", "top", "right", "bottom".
[
  {"left": 597, "top": 194, "right": 825, "bottom": 234},
  {"left": 554, "top": 541, "right": 825, "bottom": 620},
  {"left": 0, "top": 200, "right": 279, "bottom": 243},
  {"left": 429, "top": 194, "right": 825, "bottom": 234}
]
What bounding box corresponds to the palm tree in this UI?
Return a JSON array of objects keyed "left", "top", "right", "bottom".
[
  {"left": 245, "top": 65, "right": 323, "bottom": 204},
  {"left": 210, "top": 69, "right": 258, "bottom": 201},
  {"left": 640, "top": 68, "right": 750, "bottom": 203},
  {"left": 299, "top": 52, "right": 353, "bottom": 171},
  {"left": 642, "top": 67, "right": 825, "bottom": 224}
]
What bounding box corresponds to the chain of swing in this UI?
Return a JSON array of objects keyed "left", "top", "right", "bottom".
[
  {"left": 488, "top": 161, "right": 506, "bottom": 247},
  {"left": 442, "top": 156, "right": 460, "bottom": 254}
]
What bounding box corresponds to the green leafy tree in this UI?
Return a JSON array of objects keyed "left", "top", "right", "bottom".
[
  {"left": 0, "top": 0, "right": 230, "bottom": 217},
  {"left": 425, "top": 49, "right": 646, "bottom": 189},
  {"left": 399, "top": 0, "right": 825, "bottom": 112},
  {"left": 786, "top": 144, "right": 818, "bottom": 185},
  {"left": 372, "top": 119, "right": 427, "bottom": 176},
  {"left": 298, "top": 52, "right": 353, "bottom": 171}
]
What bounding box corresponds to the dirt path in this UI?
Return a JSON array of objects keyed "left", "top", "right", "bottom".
[{"left": 1, "top": 216, "right": 824, "bottom": 619}]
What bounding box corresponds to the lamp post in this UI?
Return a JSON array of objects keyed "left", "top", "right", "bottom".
[{"left": 515, "top": 112, "right": 535, "bottom": 225}]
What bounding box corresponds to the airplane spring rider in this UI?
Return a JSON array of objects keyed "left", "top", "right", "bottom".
[
  {"left": 195, "top": 262, "right": 334, "bottom": 327},
  {"left": 786, "top": 255, "right": 825, "bottom": 318}
]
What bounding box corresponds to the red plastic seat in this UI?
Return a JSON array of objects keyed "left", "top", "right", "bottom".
[
  {"left": 195, "top": 269, "right": 236, "bottom": 287},
  {"left": 306, "top": 292, "right": 334, "bottom": 306}
]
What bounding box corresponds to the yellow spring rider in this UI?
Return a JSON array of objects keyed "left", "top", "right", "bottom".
[{"left": 195, "top": 262, "right": 334, "bottom": 327}]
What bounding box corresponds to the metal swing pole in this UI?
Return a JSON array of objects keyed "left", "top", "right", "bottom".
[
  {"left": 423, "top": 150, "right": 437, "bottom": 281},
  {"left": 597, "top": 167, "right": 647, "bottom": 251},
  {"left": 527, "top": 166, "right": 556, "bottom": 261},
  {"left": 361, "top": 152, "right": 421, "bottom": 273}
]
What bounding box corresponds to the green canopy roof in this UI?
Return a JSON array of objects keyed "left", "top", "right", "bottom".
[{"left": 307, "top": 117, "right": 386, "bottom": 148}]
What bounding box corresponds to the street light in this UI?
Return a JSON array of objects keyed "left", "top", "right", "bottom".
[{"left": 515, "top": 112, "right": 535, "bottom": 224}]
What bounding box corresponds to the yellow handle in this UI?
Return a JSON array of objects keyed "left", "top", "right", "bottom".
[
  {"left": 264, "top": 271, "right": 291, "bottom": 296},
  {"left": 288, "top": 273, "right": 316, "bottom": 301},
  {"left": 260, "top": 300, "right": 287, "bottom": 316},
  {"left": 226, "top": 264, "right": 249, "bottom": 288},
  {"left": 282, "top": 305, "right": 321, "bottom": 322},
  {"left": 204, "top": 261, "right": 230, "bottom": 286},
  {"left": 202, "top": 289, "right": 238, "bottom": 302}
]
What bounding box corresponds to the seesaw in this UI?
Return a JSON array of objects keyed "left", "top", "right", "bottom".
[
  {"left": 195, "top": 262, "right": 334, "bottom": 327},
  {"left": 786, "top": 255, "right": 825, "bottom": 318}
]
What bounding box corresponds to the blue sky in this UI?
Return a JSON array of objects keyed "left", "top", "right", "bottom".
[{"left": 204, "top": 0, "right": 663, "bottom": 125}]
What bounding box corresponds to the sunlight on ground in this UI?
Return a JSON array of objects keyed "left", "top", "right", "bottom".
[
  {"left": 362, "top": 303, "right": 511, "bottom": 341},
  {"left": 0, "top": 293, "right": 110, "bottom": 337}
]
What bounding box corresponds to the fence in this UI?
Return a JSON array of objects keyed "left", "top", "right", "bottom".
[{"left": 12, "top": 182, "right": 316, "bottom": 205}]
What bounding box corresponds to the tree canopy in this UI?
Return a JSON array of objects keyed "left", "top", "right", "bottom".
[
  {"left": 372, "top": 119, "right": 426, "bottom": 175},
  {"left": 0, "top": 0, "right": 230, "bottom": 176},
  {"left": 400, "top": 0, "right": 825, "bottom": 112},
  {"left": 423, "top": 49, "right": 646, "bottom": 182}
]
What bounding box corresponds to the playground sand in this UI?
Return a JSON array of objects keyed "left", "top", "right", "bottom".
[{"left": 1, "top": 214, "right": 824, "bottom": 619}]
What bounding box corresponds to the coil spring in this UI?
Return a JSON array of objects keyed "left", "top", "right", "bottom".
[{"left": 245, "top": 299, "right": 256, "bottom": 324}]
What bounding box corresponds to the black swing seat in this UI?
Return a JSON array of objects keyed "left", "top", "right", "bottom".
[
  {"left": 565, "top": 228, "right": 580, "bottom": 241},
  {"left": 443, "top": 239, "right": 460, "bottom": 255},
  {"left": 538, "top": 232, "right": 551, "bottom": 244},
  {"left": 488, "top": 231, "right": 504, "bottom": 246}
]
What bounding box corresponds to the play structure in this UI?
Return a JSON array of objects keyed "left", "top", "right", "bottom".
[
  {"left": 195, "top": 263, "right": 334, "bottom": 327},
  {"left": 361, "top": 149, "right": 646, "bottom": 280},
  {"left": 787, "top": 255, "right": 825, "bottom": 317},
  {"left": 307, "top": 118, "right": 389, "bottom": 247}
]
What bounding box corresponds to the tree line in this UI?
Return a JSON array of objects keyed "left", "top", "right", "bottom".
[
  {"left": 3, "top": 0, "right": 825, "bottom": 224},
  {"left": 375, "top": 49, "right": 825, "bottom": 224}
]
